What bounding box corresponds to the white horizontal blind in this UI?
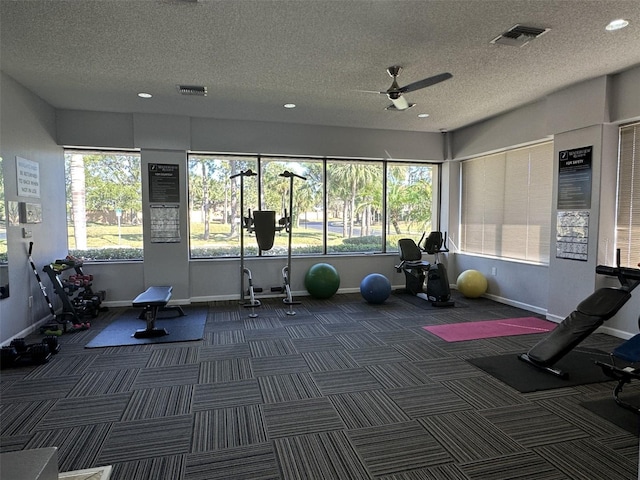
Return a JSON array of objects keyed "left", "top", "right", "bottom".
[
  {"left": 461, "top": 142, "right": 553, "bottom": 263},
  {"left": 617, "top": 123, "right": 639, "bottom": 268}
]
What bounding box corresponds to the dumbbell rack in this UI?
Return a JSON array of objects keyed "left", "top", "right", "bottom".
[{"left": 43, "top": 259, "right": 102, "bottom": 325}]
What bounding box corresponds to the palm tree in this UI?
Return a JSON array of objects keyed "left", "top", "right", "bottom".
[{"left": 328, "top": 163, "right": 380, "bottom": 238}]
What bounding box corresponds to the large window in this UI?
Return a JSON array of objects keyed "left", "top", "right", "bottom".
[
  {"left": 188, "top": 154, "right": 439, "bottom": 258},
  {"left": 260, "top": 157, "right": 323, "bottom": 256},
  {"left": 386, "top": 163, "right": 436, "bottom": 251},
  {"left": 326, "top": 160, "right": 383, "bottom": 254},
  {"left": 460, "top": 142, "right": 553, "bottom": 263},
  {"left": 188, "top": 154, "right": 258, "bottom": 258},
  {"left": 617, "top": 123, "right": 640, "bottom": 268},
  {"left": 65, "top": 150, "right": 142, "bottom": 260}
]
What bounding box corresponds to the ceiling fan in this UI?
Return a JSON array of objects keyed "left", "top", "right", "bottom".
[{"left": 376, "top": 66, "right": 452, "bottom": 111}]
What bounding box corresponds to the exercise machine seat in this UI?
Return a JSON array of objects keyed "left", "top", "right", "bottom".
[
  {"left": 397, "top": 238, "right": 430, "bottom": 295},
  {"left": 613, "top": 333, "right": 640, "bottom": 364},
  {"left": 398, "top": 239, "right": 429, "bottom": 266}
]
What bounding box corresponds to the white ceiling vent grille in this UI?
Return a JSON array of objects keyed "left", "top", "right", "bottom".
[
  {"left": 177, "top": 85, "right": 207, "bottom": 96},
  {"left": 490, "top": 24, "right": 550, "bottom": 47}
]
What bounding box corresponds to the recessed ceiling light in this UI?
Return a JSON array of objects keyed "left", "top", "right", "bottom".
[
  {"left": 417, "top": 113, "right": 429, "bottom": 118},
  {"left": 138, "top": 92, "right": 153, "bottom": 99},
  {"left": 283, "top": 103, "right": 296, "bottom": 109},
  {"left": 606, "top": 19, "right": 629, "bottom": 31}
]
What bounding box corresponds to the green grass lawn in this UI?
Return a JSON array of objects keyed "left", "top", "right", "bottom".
[{"left": 68, "top": 221, "right": 424, "bottom": 257}]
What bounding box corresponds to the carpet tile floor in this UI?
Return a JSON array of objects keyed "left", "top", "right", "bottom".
[{"left": 1, "top": 290, "right": 638, "bottom": 479}]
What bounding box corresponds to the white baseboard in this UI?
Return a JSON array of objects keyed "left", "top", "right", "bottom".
[
  {"left": 477, "top": 292, "right": 548, "bottom": 317},
  {"left": 1, "top": 314, "right": 56, "bottom": 347}
]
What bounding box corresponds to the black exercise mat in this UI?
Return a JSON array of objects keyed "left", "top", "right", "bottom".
[
  {"left": 85, "top": 306, "right": 207, "bottom": 348},
  {"left": 393, "top": 291, "right": 468, "bottom": 310},
  {"left": 581, "top": 397, "right": 639, "bottom": 435},
  {"left": 468, "top": 349, "right": 613, "bottom": 393}
]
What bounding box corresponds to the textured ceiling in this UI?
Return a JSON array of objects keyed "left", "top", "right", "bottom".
[{"left": 2, "top": 0, "right": 640, "bottom": 133}]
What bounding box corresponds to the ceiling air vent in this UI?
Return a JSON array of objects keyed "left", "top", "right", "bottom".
[
  {"left": 490, "top": 24, "right": 550, "bottom": 47},
  {"left": 177, "top": 85, "right": 207, "bottom": 96}
]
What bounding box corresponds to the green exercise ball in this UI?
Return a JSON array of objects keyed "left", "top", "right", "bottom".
[
  {"left": 456, "top": 269, "right": 488, "bottom": 298},
  {"left": 305, "top": 263, "right": 340, "bottom": 299}
]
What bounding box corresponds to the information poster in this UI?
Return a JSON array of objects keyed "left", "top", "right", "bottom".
[
  {"left": 150, "top": 204, "right": 180, "bottom": 243},
  {"left": 16, "top": 156, "right": 40, "bottom": 198},
  {"left": 556, "top": 210, "right": 589, "bottom": 261},
  {"left": 149, "top": 163, "right": 180, "bottom": 203},
  {"left": 557, "top": 146, "right": 592, "bottom": 209}
]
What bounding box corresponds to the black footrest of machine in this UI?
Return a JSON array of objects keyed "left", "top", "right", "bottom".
[{"left": 133, "top": 328, "right": 169, "bottom": 339}]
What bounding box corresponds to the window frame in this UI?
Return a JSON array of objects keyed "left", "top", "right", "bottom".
[{"left": 188, "top": 153, "right": 441, "bottom": 259}]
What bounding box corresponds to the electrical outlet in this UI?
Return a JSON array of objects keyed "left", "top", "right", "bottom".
[
  {"left": 491, "top": 267, "right": 497, "bottom": 276},
  {"left": 28, "top": 296, "right": 33, "bottom": 308}
]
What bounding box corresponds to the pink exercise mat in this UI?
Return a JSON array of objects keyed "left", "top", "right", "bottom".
[{"left": 423, "top": 317, "right": 555, "bottom": 342}]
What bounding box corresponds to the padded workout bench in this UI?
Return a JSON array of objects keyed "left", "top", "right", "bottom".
[{"left": 132, "top": 286, "right": 185, "bottom": 339}]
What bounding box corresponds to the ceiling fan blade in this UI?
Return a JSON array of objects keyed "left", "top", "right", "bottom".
[
  {"left": 399, "top": 72, "right": 452, "bottom": 94},
  {"left": 356, "top": 89, "right": 388, "bottom": 95}
]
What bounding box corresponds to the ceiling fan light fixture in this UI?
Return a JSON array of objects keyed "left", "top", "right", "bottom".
[
  {"left": 389, "top": 93, "right": 410, "bottom": 111},
  {"left": 606, "top": 19, "right": 629, "bottom": 31}
]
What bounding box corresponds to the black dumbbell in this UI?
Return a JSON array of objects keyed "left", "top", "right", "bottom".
[
  {"left": 42, "top": 336, "right": 60, "bottom": 354},
  {"left": 29, "top": 343, "right": 50, "bottom": 364},
  {"left": 1, "top": 346, "right": 19, "bottom": 367},
  {"left": 10, "top": 338, "right": 28, "bottom": 354}
]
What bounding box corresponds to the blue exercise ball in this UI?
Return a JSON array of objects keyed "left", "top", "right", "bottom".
[{"left": 360, "top": 273, "right": 392, "bottom": 304}]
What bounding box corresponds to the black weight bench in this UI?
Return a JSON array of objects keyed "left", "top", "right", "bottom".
[{"left": 132, "top": 286, "right": 185, "bottom": 339}]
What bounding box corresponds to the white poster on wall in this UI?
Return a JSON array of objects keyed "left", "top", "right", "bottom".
[
  {"left": 556, "top": 210, "right": 589, "bottom": 261},
  {"left": 16, "top": 156, "right": 40, "bottom": 198},
  {"left": 150, "top": 204, "right": 180, "bottom": 243}
]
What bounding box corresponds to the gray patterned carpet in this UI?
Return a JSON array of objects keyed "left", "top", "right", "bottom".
[{"left": 1, "top": 291, "right": 638, "bottom": 479}]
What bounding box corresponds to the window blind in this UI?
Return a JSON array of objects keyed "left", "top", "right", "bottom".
[
  {"left": 617, "top": 123, "right": 639, "bottom": 268},
  {"left": 460, "top": 142, "right": 553, "bottom": 263}
]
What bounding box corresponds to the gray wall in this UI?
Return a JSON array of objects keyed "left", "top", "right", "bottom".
[
  {"left": 448, "top": 66, "right": 640, "bottom": 339},
  {"left": 0, "top": 73, "right": 68, "bottom": 341},
  {"left": 2, "top": 65, "right": 640, "bottom": 344}
]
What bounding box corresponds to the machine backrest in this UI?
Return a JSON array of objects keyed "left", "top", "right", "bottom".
[
  {"left": 421, "top": 231, "right": 443, "bottom": 254},
  {"left": 398, "top": 239, "right": 423, "bottom": 262}
]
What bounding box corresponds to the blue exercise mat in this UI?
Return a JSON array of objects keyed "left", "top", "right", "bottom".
[{"left": 85, "top": 306, "right": 207, "bottom": 348}]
